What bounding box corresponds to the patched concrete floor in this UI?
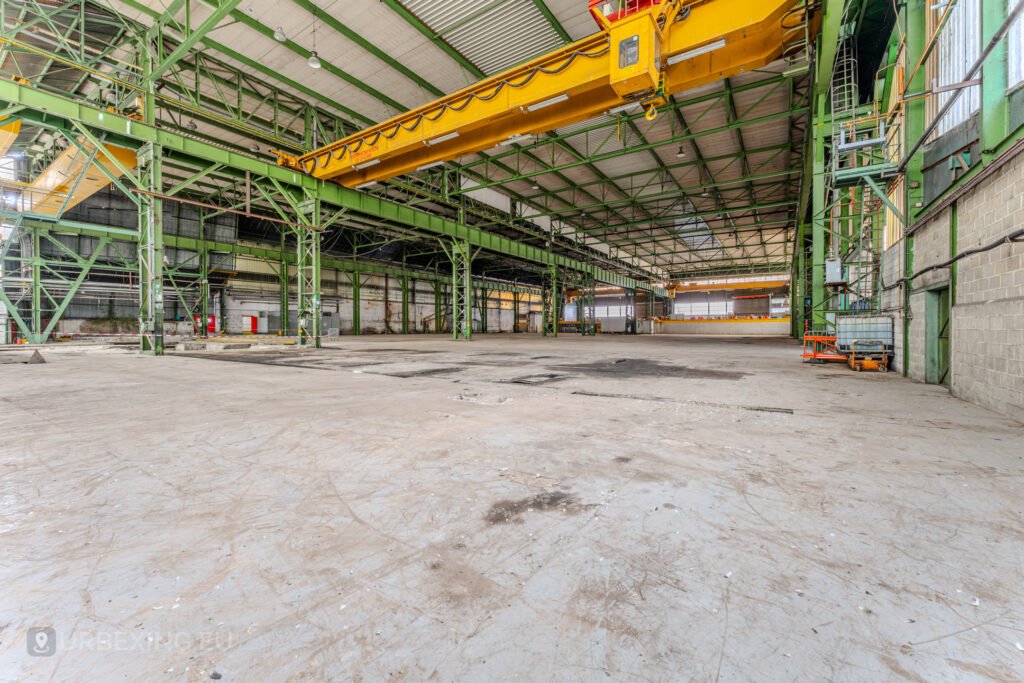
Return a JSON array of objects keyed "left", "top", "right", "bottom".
[{"left": 1, "top": 334, "right": 1023, "bottom": 681}]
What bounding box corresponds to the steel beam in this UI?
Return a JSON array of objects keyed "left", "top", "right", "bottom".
[{"left": 150, "top": 0, "right": 243, "bottom": 82}]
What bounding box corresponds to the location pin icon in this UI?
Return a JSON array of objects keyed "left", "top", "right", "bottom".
[{"left": 35, "top": 631, "right": 48, "bottom": 651}]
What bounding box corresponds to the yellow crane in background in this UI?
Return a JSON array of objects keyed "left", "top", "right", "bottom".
[{"left": 276, "top": 0, "right": 816, "bottom": 189}]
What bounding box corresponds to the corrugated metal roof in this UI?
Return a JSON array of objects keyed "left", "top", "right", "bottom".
[{"left": 401, "top": 0, "right": 565, "bottom": 75}]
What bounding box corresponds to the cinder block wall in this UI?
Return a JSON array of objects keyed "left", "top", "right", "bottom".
[
  {"left": 881, "top": 241, "right": 905, "bottom": 372},
  {"left": 893, "top": 152, "right": 1024, "bottom": 422},
  {"left": 950, "top": 153, "right": 1024, "bottom": 421}
]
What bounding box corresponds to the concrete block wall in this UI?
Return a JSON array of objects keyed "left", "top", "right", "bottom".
[
  {"left": 892, "top": 151, "right": 1024, "bottom": 422},
  {"left": 881, "top": 242, "right": 905, "bottom": 374},
  {"left": 949, "top": 152, "right": 1024, "bottom": 422}
]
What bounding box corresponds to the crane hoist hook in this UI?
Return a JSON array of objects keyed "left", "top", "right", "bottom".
[{"left": 645, "top": 103, "right": 658, "bottom": 121}]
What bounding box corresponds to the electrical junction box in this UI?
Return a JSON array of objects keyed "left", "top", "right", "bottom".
[
  {"left": 825, "top": 258, "right": 846, "bottom": 286},
  {"left": 608, "top": 10, "right": 660, "bottom": 99}
]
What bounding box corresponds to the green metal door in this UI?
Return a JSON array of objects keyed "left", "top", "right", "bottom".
[
  {"left": 925, "top": 286, "right": 951, "bottom": 385},
  {"left": 937, "top": 287, "right": 950, "bottom": 386}
]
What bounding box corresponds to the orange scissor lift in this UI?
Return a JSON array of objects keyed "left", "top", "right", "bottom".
[{"left": 802, "top": 322, "right": 889, "bottom": 372}]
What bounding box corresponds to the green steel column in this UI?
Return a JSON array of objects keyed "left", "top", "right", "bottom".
[
  {"left": 793, "top": 219, "right": 806, "bottom": 337},
  {"left": 980, "top": 0, "right": 1009, "bottom": 161},
  {"left": 631, "top": 288, "right": 638, "bottom": 333},
  {"left": 542, "top": 265, "right": 558, "bottom": 337},
  {"left": 138, "top": 142, "right": 164, "bottom": 355},
  {"left": 401, "top": 274, "right": 409, "bottom": 334},
  {"left": 478, "top": 287, "right": 488, "bottom": 334},
  {"left": 279, "top": 230, "right": 289, "bottom": 335},
  {"left": 30, "top": 225, "right": 42, "bottom": 343},
  {"left": 949, "top": 203, "right": 957, "bottom": 364},
  {"left": 580, "top": 272, "right": 597, "bottom": 335},
  {"left": 432, "top": 280, "right": 442, "bottom": 334},
  {"left": 541, "top": 282, "right": 550, "bottom": 336},
  {"left": 141, "top": 28, "right": 157, "bottom": 127},
  {"left": 138, "top": 29, "right": 163, "bottom": 354},
  {"left": 903, "top": 0, "right": 927, "bottom": 376},
  {"left": 448, "top": 239, "right": 472, "bottom": 340},
  {"left": 199, "top": 210, "right": 209, "bottom": 337},
  {"left": 350, "top": 272, "right": 361, "bottom": 335},
  {"left": 303, "top": 105, "right": 315, "bottom": 149},
  {"left": 811, "top": 95, "right": 827, "bottom": 329},
  {"left": 295, "top": 197, "right": 321, "bottom": 347}
]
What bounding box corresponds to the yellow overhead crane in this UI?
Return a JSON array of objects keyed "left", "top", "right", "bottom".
[
  {"left": 0, "top": 118, "right": 21, "bottom": 158},
  {"left": 276, "top": 0, "right": 816, "bottom": 189},
  {"left": 23, "top": 138, "right": 137, "bottom": 216}
]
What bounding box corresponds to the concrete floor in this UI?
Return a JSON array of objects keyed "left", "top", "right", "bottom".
[{"left": 1, "top": 334, "right": 1023, "bottom": 681}]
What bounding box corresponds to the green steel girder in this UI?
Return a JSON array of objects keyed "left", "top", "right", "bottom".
[
  {"left": 287, "top": 0, "right": 444, "bottom": 99},
  {"left": 458, "top": 107, "right": 808, "bottom": 194},
  {"left": 114, "top": 0, "right": 374, "bottom": 127},
  {"left": 667, "top": 262, "right": 792, "bottom": 278},
  {"left": 201, "top": 0, "right": 409, "bottom": 116},
  {"left": 150, "top": 0, "right": 243, "bottom": 82},
  {"left": 527, "top": 176, "right": 796, "bottom": 228},
  {"left": 455, "top": 75, "right": 798, "bottom": 177},
  {"left": 813, "top": 0, "right": 846, "bottom": 99},
  {"left": 383, "top": 175, "right": 652, "bottom": 279},
  {"left": 0, "top": 223, "right": 111, "bottom": 342},
  {"left": 0, "top": 2, "right": 332, "bottom": 151},
  {"left": 600, "top": 223, "right": 793, "bottom": 251},
  {"left": 576, "top": 200, "right": 796, "bottom": 236},
  {"left": 515, "top": 143, "right": 799, "bottom": 216},
  {"left": 530, "top": 0, "right": 572, "bottom": 43},
  {"left": 14, "top": 217, "right": 543, "bottom": 295},
  {"left": 447, "top": 154, "right": 664, "bottom": 274}
]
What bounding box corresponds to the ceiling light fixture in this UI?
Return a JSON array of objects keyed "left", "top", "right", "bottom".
[
  {"left": 607, "top": 102, "right": 642, "bottom": 116},
  {"left": 274, "top": 26, "right": 287, "bottom": 42},
  {"left": 186, "top": 120, "right": 198, "bottom": 130},
  {"left": 666, "top": 38, "right": 727, "bottom": 66},
  {"left": 527, "top": 94, "right": 568, "bottom": 111},
  {"left": 426, "top": 131, "right": 459, "bottom": 146},
  {"left": 531, "top": 183, "right": 540, "bottom": 190},
  {"left": 307, "top": 11, "right": 320, "bottom": 68},
  {"left": 500, "top": 134, "right": 533, "bottom": 146},
  {"left": 676, "top": 146, "right": 686, "bottom": 158},
  {"left": 251, "top": 143, "right": 261, "bottom": 152}
]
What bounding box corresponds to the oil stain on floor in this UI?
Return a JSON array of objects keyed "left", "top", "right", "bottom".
[
  {"left": 554, "top": 357, "right": 747, "bottom": 380},
  {"left": 484, "top": 491, "right": 577, "bottom": 524}
]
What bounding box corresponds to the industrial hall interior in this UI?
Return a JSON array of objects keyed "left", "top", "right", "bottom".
[{"left": 2, "top": 0, "right": 1023, "bottom": 679}]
